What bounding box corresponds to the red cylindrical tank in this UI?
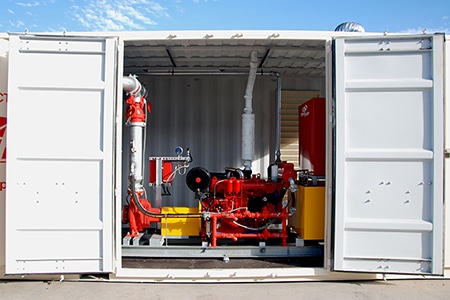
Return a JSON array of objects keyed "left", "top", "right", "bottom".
[{"left": 298, "top": 98, "right": 326, "bottom": 176}]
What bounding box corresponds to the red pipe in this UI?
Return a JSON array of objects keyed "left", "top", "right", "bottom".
[
  {"left": 211, "top": 216, "right": 218, "bottom": 247},
  {"left": 208, "top": 212, "right": 288, "bottom": 247}
]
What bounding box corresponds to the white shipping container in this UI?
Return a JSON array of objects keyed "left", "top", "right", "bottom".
[
  {"left": 0, "top": 37, "right": 8, "bottom": 272},
  {"left": 0, "top": 30, "right": 447, "bottom": 282}
]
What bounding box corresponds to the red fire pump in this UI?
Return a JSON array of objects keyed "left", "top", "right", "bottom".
[
  {"left": 186, "top": 163, "right": 297, "bottom": 247},
  {"left": 121, "top": 75, "right": 298, "bottom": 248}
]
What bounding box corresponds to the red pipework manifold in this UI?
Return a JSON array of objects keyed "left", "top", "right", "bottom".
[{"left": 186, "top": 163, "right": 296, "bottom": 247}]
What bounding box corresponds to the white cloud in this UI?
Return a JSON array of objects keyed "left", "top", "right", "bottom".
[
  {"left": 399, "top": 27, "right": 450, "bottom": 34},
  {"left": 70, "top": 0, "right": 169, "bottom": 31},
  {"left": 175, "top": 5, "right": 184, "bottom": 14},
  {"left": 8, "top": 20, "right": 25, "bottom": 28},
  {"left": 16, "top": 1, "right": 40, "bottom": 7},
  {"left": 8, "top": 9, "right": 15, "bottom": 14}
]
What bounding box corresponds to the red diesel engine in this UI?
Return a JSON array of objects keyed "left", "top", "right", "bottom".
[{"left": 186, "top": 163, "right": 297, "bottom": 247}]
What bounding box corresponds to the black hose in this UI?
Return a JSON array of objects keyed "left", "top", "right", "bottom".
[
  {"left": 224, "top": 167, "right": 244, "bottom": 179},
  {"left": 129, "top": 175, "right": 203, "bottom": 218},
  {"left": 278, "top": 187, "right": 287, "bottom": 201}
]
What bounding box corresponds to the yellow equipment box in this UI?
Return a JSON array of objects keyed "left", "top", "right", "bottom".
[
  {"left": 161, "top": 207, "right": 201, "bottom": 237},
  {"left": 291, "top": 185, "right": 325, "bottom": 240}
]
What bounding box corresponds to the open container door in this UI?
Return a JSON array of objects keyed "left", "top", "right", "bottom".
[
  {"left": 5, "top": 35, "right": 117, "bottom": 274},
  {"left": 332, "top": 34, "right": 445, "bottom": 275}
]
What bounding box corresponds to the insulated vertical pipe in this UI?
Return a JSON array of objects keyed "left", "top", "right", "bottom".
[
  {"left": 242, "top": 114, "right": 255, "bottom": 170},
  {"left": 123, "top": 75, "right": 147, "bottom": 192},
  {"left": 242, "top": 51, "right": 258, "bottom": 171},
  {"left": 130, "top": 126, "right": 145, "bottom": 189}
]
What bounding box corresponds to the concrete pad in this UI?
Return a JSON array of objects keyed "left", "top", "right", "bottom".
[{"left": 0, "top": 279, "right": 449, "bottom": 300}]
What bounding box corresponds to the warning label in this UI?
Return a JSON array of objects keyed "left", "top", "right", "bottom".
[{"left": 0, "top": 116, "right": 5, "bottom": 164}]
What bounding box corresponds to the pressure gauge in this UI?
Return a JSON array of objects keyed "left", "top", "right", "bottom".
[{"left": 175, "top": 146, "right": 183, "bottom": 156}]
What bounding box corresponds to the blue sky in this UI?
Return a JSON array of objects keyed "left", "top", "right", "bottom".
[{"left": 0, "top": 0, "right": 449, "bottom": 34}]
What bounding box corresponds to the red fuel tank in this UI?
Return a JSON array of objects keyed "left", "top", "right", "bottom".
[{"left": 298, "top": 97, "right": 326, "bottom": 176}]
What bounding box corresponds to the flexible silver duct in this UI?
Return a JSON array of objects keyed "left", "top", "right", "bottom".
[{"left": 242, "top": 51, "right": 258, "bottom": 171}]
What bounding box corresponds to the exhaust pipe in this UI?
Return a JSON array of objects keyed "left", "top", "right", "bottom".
[{"left": 242, "top": 51, "right": 258, "bottom": 175}]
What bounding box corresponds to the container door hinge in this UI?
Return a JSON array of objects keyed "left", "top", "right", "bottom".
[
  {"left": 329, "top": 106, "right": 335, "bottom": 125},
  {"left": 445, "top": 149, "right": 450, "bottom": 158}
]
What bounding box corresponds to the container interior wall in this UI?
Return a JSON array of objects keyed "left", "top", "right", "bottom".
[{"left": 121, "top": 75, "right": 326, "bottom": 208}]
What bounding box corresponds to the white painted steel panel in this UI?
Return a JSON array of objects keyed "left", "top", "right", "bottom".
[
  {"left": 0, "top": 38, "right": 8, "bottom": 270},
  {"left": 444, "top": 39, "right": 450, "bottom": 271},
  {"left": 333, "top": 35, "right": 444, "bottom": 275},
  {"left": 5, "top": 35, "right": 117, "bottom": 274}
]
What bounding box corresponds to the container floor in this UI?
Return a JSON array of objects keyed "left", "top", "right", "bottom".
[{"left": 122, "top": 256, "right": 324, "bottom": 269}]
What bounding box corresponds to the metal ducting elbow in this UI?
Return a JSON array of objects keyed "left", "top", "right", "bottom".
[{"left": 123, "top": 75, "right": 147, "bottom": 98}]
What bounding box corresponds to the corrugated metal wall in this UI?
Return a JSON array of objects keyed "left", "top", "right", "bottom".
[
  {"left": 121, "top": 75, "right": 325, "bottom": 207},
  {"left": 280, "top": 90, "right": 321, "bottom": 169}
]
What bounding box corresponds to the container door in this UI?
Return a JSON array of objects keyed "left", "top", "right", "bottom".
[
  {"left": 0, "top": 38, "right": 9, "bottom": 272},
  {"left": 332, "top": 34, "right": 445, "bottom": 275},
  {"left": 5, "top": 35, "right": 117, "bottom": 274}
]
